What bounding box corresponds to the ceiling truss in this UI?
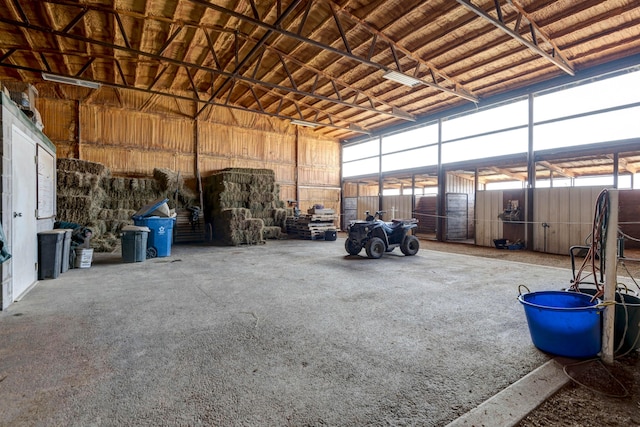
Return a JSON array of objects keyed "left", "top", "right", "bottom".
[{"left": 455, "top": 0, "right": 574, "bottom": 75}]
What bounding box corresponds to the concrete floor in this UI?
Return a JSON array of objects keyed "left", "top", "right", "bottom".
[{"left": 0, "top": 236, "right": 571, "bottom": 426}]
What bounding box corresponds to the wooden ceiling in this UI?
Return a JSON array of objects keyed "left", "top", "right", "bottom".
[{"left": 1, "top": 0, "right": 640, "bottom": 140}]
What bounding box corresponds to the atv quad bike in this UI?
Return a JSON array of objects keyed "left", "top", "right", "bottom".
[{"left": 345, "top": 211, "right": 419, "bottom": 259}]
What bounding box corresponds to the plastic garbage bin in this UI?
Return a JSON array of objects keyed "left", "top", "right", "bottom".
[
  {"left": 59, "top": 229, "right": 73, "bottom": 273},
  {"left": 38, "top": 230, "right": 65, "bottom": 279},
  {"left": 133, "top": 216, "right": 176, "bottom": 257},
  {"left": 121, "top": 225, "right": 149, "bottom": 263}
]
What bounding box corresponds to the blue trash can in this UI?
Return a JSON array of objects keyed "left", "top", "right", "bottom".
[{"left": 133, "top": 216, "right": 175, "bottom": 257}]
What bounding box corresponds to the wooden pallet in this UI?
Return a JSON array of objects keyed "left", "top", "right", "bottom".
[{"left": 286, "top": 215, "right": 337, "bottom": 239}]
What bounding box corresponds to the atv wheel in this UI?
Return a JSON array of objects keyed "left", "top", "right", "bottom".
[
  {"left": 365, "top": 237, "right": 385, "bottom": 259},
  {"left": 400, "top": 235, "right": 419, "bottom": 256},
  {"left": 345, "top": 239, "right": 362, "bottom": 255}
]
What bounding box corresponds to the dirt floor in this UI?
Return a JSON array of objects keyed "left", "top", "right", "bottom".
[{"left": 418, "top": 239, "right": 640, "bottom": 427}]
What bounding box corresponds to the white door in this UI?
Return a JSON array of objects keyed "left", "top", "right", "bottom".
[{"left": 11, "top": 126, "right": 37, "bottom": 300}]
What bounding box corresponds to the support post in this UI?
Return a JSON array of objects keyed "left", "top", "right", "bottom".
[{"left": 602, "top": 189, "right": 618, "bottom": 365}]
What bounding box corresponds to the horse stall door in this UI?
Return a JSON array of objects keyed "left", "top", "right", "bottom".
[{"left": 445, "top": 193, "right": 468, "bottom": 241}]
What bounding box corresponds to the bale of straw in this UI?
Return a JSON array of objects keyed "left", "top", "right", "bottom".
[
  {"left": 57, "top": 158, "right": 110, "bottom": 176},
  {"left": 243, "top": 218, "right": 265, "bottom": 245},
  {"left": 262, "top": 218, "right": 275, "bottom": 227},
  {"left": 263, "top": 226, "right": 282, "bottom": 240}
]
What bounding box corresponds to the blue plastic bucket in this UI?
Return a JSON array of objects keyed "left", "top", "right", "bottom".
[{"left": 518, "top": 291, "right": 603, "bottom": 358}]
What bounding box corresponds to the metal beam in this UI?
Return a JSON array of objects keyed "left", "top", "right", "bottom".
[
  {"left": 196, "top": 0, "right": 304, "bottom": 118},
  {"left": 188, "top": 0, "right": 479, "bottom": 102},
  {"left": 27, "top": 0, "right": 416, "bottom": 120},
  {"left": 0, "top": 19, "right": 409, "bottom": 122},
  {"left": 325, "top": 0, "right": 478, "bottom": 102},
  {"left": 1, "top": 61, "right": 370, "bottom": 134},
  {"left": 456, "top": 0, "right": 574, "bottom": 75}
]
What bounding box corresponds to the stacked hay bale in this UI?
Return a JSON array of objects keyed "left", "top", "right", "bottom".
[
  {"left": 203, "top": 168, "right": 287, "bottom": 245},
  {"left": 100, "top": 176, "right": 164, "bottom": 237},
  {"left": 56, "top": 159, "right": 111, "bottom": 248},
  {"left": 57, "top": 160, "right": 197, "bottom": 252},
  {"left": 153, "top": 168, "right": 197, "bottom": 209}
]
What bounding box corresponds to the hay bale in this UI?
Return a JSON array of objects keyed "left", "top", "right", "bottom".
[
  {"left": 262, "top": 218, "right": 275, "bottom": 227},
  {"left": 153, "top": 168, "right": 182, "bottom": 191},
  {"left": 57, "top": 158, "right": 110, "bottom": 176},
  {"left": 263, "top": 226, "right": 282, "bottom": 240},
  {"left": 243, "top": 218, "right": 265, "bottom": 245}
]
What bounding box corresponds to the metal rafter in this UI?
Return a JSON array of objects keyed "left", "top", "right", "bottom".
[
  {"left": 196, "top": 0, "right": 304, "bottom": 117},
  {"left": 455, "top": 0, "right": 574, "bottom": 75},
  {"left": 324, "top": 0, "right": 478, "bottom": 102},
  {"left": 0, "top": 17, "right": 402, "bottom": 125},
  {"left": 229, "top": 2, "right": 411, "bottom": 121},
  {"left": 2, "top": 59, "right": 369, "bottom": 134},
  {"left": 7, "top": 0, "right": 50, "bottom": 79},
  {"left": 187, "top": 0, "right": 479, "bottom": 103},
  {"left": 30, "top": 0, "right": 414, "bottom": 121},
  {"left": 236, "top": 21, "right": 415, "bottom": 121}
]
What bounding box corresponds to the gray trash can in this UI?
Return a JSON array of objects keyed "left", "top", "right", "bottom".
[
  {"left": 38, "top": 230, "right": 65, "bottom": 279},
  {"left": 59, "top": 229, "right": 73, "bottom": 273},
  {"left": 121, "top": 225, "right": 150, "bottom": 263}
]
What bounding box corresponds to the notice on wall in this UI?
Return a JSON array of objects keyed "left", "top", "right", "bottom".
[{"left": 37, "top": 145, "right": 55, "bottom": 219}]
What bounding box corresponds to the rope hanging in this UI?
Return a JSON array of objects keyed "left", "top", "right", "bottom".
[{"left": 570, "top": 189, "right": 610, "bottom": 298}]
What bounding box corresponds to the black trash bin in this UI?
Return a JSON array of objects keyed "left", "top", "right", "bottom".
[{"left": 38, "top": 230, "right": 65, "bottom": 280}]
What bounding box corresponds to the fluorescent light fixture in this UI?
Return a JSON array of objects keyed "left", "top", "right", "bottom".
[
  {"left": 382, "top": 70, "right": 422, "bottom": 88},
  {"left": 42, "top": 73, "right": 101, "bottom": 89},
  {"left": 291, "top": 119, "right": 319, "bottom": 128}
]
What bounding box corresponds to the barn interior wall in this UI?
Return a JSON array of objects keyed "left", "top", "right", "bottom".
[{"left": 35, "top": 92, "right": 341, "bottom": 213}]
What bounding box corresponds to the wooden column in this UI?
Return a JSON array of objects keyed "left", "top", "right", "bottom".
[{"left": 602, "top": 189, "right": 619, "bottom": 365}]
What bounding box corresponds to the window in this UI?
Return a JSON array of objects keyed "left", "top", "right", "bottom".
[
  {"left": 534, "top": 106, "right": 640, "bottom": 151},
  {"left": 343, "top": 139, "right": 379, "bottom": 162},
  {"left": 381, "top": 124, "right": 438, "bottom": 154},
  {"left": 534, "top": 70, "right": 640, "bottom": 122},
  {"left": 382, "top": 145, "right": 438, "bottom": 172},
  {"left": 342, "top": 157, "right": 379, "bottom": 177},
  {"left": 441, "top": 128, "right": 528, "bottom": 163},
  {"left": 442, "top": 99, "right": 528, "bottom": 141}
]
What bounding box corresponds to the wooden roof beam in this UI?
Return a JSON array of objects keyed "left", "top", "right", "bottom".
[
  {"left": 538, "top": 160, "right": 575, "bottom": 178},
  {"left": 488, "top": 166, "right": 528, "bottom": 181},
  {"left": 455, "top": 0, "right": 574, "bottom": 75},
  {"left": 606, "top": 154, "right": 638, "bottom": 174}
]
